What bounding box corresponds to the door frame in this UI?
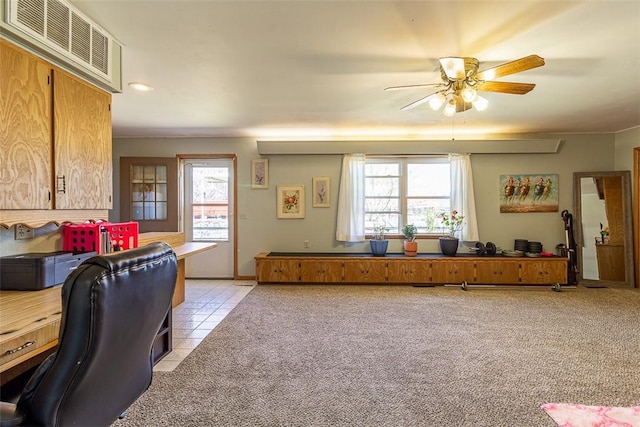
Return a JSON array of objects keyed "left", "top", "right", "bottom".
[
  {"left": 177, "top": 154, "right": 238, "bottom": 279},
  {"left": 634, "top": 147, "right": 639, "bottom": 287}
]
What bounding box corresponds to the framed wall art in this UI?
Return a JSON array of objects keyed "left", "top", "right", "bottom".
[
  {"left": 251, "top": 158, "right": 269, "bottom": 189},
  {"left": 500, "top": 173, "right": 559, "bottom": 213},
  {"left": 277, "top": 185, "right": 305, "bottom": 219},
  {"left": 312, "top": 176, "right": 330, "bottom": 208}
]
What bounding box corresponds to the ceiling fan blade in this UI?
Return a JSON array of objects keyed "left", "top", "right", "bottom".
[
  {"left": 476, "top": 81, "right": 536, "bottom": 94},
  {"left": 455, "top": 96, "right": 472, "bottom": 113},
  {"left": 384, "top": 83, "right": 444, "bottom": 91},
  {"left": 439, "top": 57, "right": 466, "bottom": 80},
  {"left": 400, "top": 93, "right": 439, "bottom": 111},
  {"left": 476, "top": 54, "right": 545, "bottom": 81}
]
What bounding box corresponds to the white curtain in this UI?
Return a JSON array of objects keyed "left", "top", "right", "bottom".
[
  {"left": 449, "top": 153, "right": 479, "bottom": 241},
  {"left": 336, "top": 153, "right": 366, "bottom": 242}
]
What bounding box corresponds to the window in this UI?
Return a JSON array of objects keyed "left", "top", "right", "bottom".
[
  {"left": 365, "top": 157, "right": 451, "bottom": 236},
  {"left": 120, "top": 157, "right": 178, "bottom": 233},
  {"left": 188, "top": 165, "right": 230, "bottom": 241},
  {"left": 130, "top": 165, "right": 168, "bottom": 221}
]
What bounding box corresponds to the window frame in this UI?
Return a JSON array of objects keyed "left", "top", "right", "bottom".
[{"left": 364, "top": 155, "right": 451, "bottom": 239}]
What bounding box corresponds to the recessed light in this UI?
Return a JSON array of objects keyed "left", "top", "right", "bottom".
[{"left": 128, "top": 82, "right": 153, "bottom": 91}]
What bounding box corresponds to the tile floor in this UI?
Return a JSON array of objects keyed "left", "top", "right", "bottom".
[{"left": 153, "top": 279, "right": 256, "bottom": 372}]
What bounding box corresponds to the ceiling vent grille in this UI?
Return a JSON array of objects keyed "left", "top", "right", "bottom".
[{"left": 7, "top": 0, "right": 113, "bottom": 82}]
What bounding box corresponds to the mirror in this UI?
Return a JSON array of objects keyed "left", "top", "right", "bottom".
[{"left": 573, "top": 171, "right": 635, "bottom": 287}]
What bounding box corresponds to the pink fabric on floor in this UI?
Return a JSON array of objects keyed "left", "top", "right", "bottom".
[{"left": 541, "top": 403, "right": 640, "bottom": 427}]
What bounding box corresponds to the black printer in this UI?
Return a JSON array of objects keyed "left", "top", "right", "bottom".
[{"left": 0, "top": 251, "right": 96, "bottom": 291}]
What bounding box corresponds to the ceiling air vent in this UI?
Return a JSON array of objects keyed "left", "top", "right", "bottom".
[{"left": 7, "top": 0, "right": 114, "bottom": 82}]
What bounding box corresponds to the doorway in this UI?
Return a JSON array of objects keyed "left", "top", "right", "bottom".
[{"left": 182, "top": 157, "right": 235, "bottom": 278}]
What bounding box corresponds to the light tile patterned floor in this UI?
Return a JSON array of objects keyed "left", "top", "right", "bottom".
[{"left": 153, "top": 279, "right": 256, "bottom": 372}]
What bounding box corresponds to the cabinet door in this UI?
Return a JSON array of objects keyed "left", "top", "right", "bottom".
[
  {"left": 520, "top": 259, "right": 568, "bottom": 284},
  {"left": 343, "top": 259, "right": 386, "bottom": 283},
  {"left": 53, "top": 70, "right": 112, "bottom": 209},
  {"left": 387, "top": 260, "right": 430, "bottom": 284},
  {"left": 475, "top": 260, "right": 520, "bottom": 284},
  {"left": 256, "top": 259, "right": 299, "bottom": 283},
  {"left": 299, "top": 260, "right": 343, "bottom": 283},
  {"left": 431, "top": 259, "right": 475, "bottom": 284},
  {"left": 0, "top": 40, "right": 52, "bottom": 209}
]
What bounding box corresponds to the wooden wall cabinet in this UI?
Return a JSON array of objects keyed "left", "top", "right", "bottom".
[
  {"left": 299, "top": 260, "right": 343, "bottom": 283},
  {"left": 255, "top": 258, "right": 300, "bottom": 283},
  {"left": 53, "top": 70, "right": 112, "bottom": 210},
  {"left": 430, "top": 259, "right": 475, "bottom": 284},
  {"left": 0, "top": 39, "right": 52, "bottom": 210},
  {"left": 387, "top": 259, "right": 430, "bottom": 284},
  {"left": 343, "top": 259, "right": 386, "bottom": 283},
  {"left": 474, "top": 260, "right": 520, "bottom": 284},
  {"left": 0, "top": 39, "right": 112, "bottom": 228},
  {"left": 255, "top": 252, "right": 568, "bottom": 287},
  {"left": 519, "top": 259, "right": 567, "bottom": 284}
]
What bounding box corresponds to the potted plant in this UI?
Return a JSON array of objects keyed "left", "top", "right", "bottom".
[
  {"left": 401, "top": 224, "right": 418, "bottom": 256},
  {"left": 438, "top": 210, "right": 464, "bottom": 256},
  {"left": 369, "top": 224, "right": 389, "bottom": 256}
]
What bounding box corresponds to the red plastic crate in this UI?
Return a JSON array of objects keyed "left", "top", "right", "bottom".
[{"left": 63, "top": 221, "right": 139, "bottom": 254}]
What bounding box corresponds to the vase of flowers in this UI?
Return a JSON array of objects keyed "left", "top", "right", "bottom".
[
  {"left": 401, "top": 224, "right": 418, "bottom": 256},
  {"left": 438, "top": 210, "right": 464, "bottom": 256},
  {"left": 599, "top": 223, "right": 609, "bottom": 244},
  {"left": 370, "top": 224, "right": 389, "bottom": 256}
]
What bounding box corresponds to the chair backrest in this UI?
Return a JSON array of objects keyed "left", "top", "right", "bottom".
[{"left": 16, "top": 242, "right": 177, "bottom": 427}]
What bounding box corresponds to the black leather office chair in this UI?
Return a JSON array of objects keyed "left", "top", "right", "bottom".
[{"left": 0, "top": 242, "right": 177, "bottom": 427}]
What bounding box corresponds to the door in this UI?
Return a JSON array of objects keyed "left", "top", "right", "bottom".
[
  {"left": 120, "top": 157, "right": 179, "bottom": 232},
  {"left": 183, "top": 158, "right": 234, "bottom": 278}
]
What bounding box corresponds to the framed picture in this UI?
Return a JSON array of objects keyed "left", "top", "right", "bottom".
[
  {"left": 312, "top": 176, "right": 330, "bottom": 208},
  {"left": 500, "top": 173, "right": 559, "bottom": 213},
  {"left": 277, "top": 185, "right": 305, "bottom": 219},
  {"left": 251, "top": 158, "right": 269, "bottom": 189}
]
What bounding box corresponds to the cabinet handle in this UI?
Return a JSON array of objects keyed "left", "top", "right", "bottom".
[
  {"left": 5, "top": 341, "right": 35, "bottom": 355},
  {"left": 56, "top": 175, "right": 66, "bottom": 194}
]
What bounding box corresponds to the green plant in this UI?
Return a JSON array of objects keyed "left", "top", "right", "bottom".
[
  {"left": 401, "top": 224, "right": 418, "bottom": 241},
  {"left": 439, "top": 210, "right": 464, "bottom": 238},
  {"left": 372, "top": 224, "right": 386, "bottom": 240}
]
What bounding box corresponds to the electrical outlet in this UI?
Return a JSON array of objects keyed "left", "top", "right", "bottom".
[
  {"left": 15, "top": 224, "right": 34, "bottom": 240},
  {"left": 304, "top": 240, "right": 310, "bottom": 248}
]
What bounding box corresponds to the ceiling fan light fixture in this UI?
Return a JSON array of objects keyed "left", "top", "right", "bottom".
[
  {"left": 428, "top": 92, "right": 446, "bottom": 110},
  {"left": 472, "top": 95, "right": 489, "bottom": 111},
  {"left": 443, "top": 99, "right": 457, "bottom": 116},
  {"left": 461, "top": 86, "right": 477, "bottom": 102},
  {"left": 439, "top": 57, "right": 466, "bottom": 80}
]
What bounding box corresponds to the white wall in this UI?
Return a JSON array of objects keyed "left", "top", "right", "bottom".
[
  {"left": 107, "top": 133, "right": 617, "bottom": 277},
  {"left": 2, "top": 132, "right": 625, "bottom": 276}
]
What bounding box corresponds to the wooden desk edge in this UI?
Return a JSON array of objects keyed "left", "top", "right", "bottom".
[{"left": 173, "top": 242, "right": 218, "bottom": 260}]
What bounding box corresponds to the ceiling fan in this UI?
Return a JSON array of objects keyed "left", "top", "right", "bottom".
[{"left": 385, "top": 54, "right": 545, "bottom": 116}]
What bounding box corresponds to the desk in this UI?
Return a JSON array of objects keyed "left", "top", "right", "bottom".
[
  {"left": 0, "top": 286, "right": 61, "bottom": 380},
  {"left": 0, "top": 241, "right": 216, "bottom": 379},
  {"left": 171, "top": 242, "right": 218, "bottom": 306}
]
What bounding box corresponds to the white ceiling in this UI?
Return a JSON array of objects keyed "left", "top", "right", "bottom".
[{"left": 72, "top": 0, "right": 640, "bottom": 140}]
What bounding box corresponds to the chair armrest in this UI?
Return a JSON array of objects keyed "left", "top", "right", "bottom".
[{"left": 0, "top": 402, "right": 22, "bottom": 427}]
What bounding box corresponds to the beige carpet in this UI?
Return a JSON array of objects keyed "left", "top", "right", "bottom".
[{"left": 113, "top": 285, "right": 640, "bottom": 427}]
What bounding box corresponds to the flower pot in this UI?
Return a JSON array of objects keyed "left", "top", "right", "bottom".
[
  {"left": 403, "top": 240, "right": 418, "bottom": 257},
  {"left": 370, "top": 239, "right": 389, "bottom": 256},
  {"left": 439, "top": 237, "right": 459, "bottom": 256}
]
